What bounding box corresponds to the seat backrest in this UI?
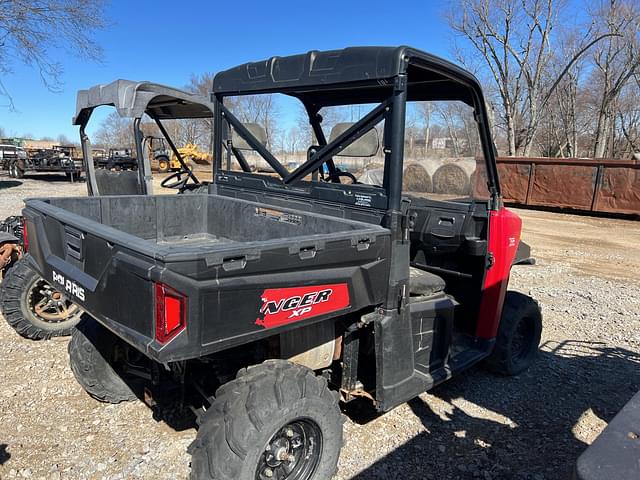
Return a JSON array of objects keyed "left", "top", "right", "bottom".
[{"left": 94, "top": 169, "right": 142, "bottom": 196}]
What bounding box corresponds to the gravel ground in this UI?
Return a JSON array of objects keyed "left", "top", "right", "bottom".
[{"left": 1, "top": 174, "right": 639, "bottom": 480}]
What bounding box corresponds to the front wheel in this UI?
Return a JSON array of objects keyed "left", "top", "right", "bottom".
[
  {"left": 189, "top": 360, "right": 343, "bottom": 480},
  {"left": 485, "top": 291, "right": 542, "bottom": 375}
]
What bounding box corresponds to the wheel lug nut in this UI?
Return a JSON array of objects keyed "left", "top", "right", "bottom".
[{"left": 264, "top": 468, "right": 273, "bottom": 478}]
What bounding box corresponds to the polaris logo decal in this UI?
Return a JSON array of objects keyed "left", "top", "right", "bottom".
[
  {"left": 256, "top": 283, "right": 350, "bottom": 328},
  {"left": 52, "top": 270, "right": 85, "bottom": 301}
]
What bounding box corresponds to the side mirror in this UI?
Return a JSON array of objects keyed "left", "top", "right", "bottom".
[
  {"left": 232, "top": 123, "right": 268, "bottom": 150},
  {"left": 329, "top": 123, "right": 379, "bottom": 157}
]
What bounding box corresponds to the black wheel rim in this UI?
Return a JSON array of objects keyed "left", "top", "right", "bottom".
[
  {"left": 511, "top": 316, "right": 535, "bottom": 364},
  {"left": 256, "top": 418, "right": 323, "bottom": 480},
  {"left": 26, "top": 278, "right": 83, "bottom": 324}
]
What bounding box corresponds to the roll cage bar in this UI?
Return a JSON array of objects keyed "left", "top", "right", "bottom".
[
  {"left": 212, "top": 46, "right": 501, "bottom": 211},
  {"left": 73, "top": 80, "right": 214, "bottom": 195}
]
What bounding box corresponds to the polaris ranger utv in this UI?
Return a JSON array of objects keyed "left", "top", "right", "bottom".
[{"left": 23, "top": 47, "right": 542, "bottom": 480}]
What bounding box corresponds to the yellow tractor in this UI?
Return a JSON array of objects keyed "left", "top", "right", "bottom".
[{"left": 158, "top": 143, "right": 211, "bottom": 173}]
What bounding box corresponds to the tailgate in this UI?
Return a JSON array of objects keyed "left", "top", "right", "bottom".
[{"left": 23, "top": 201, "right": 166, "bottom": 357}]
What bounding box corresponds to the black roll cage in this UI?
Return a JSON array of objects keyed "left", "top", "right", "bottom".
[{"left": 211, "top": 46, "right": 500, "bottom": 212}]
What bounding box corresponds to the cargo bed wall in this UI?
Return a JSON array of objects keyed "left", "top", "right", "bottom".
[{"left": 41, "top": 194, "right": 372, "bottom": 246}]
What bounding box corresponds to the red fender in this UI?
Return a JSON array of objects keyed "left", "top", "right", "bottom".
[{"left": 475, "top": 207, "right": 522, "bottom": 339}]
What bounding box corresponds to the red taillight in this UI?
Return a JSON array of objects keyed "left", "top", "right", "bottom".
[
  {"left": 22, "top": 218, "right": 28, "bottom": 252},
  {"left": 155, "top": 283, "right": 187, "bottom": 344}
]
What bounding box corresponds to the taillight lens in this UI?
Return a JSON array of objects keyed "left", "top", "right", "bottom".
[
  {"left": 155, "top": 283, "right": 187, "bottom": 344},
  {"left": 22, "top": 217, "right": 28, "bottom": 252}
]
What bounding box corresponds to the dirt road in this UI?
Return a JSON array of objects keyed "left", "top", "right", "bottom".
[{"left": 1, "top": 175, "right": 639, "bottom": 479}]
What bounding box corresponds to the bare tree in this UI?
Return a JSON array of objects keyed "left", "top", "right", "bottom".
[
  {"left": 419, "top": 102, "right": 433, "bottom": 154},
  {"left": 230, "top": 95, "right": 281, "bottom": 149},
  {"left": 448, "top": 0, "right": 613, "bottom": 156},
  {"left": 614, "top": 79, "right": 640, "bottom": 156},
  {"left": 588, "top": 0, "right": 640, "bottom": 158},
  {"left": 536, "top": 31, "right": 591, "bottom": 157},
  {"left": 0, "top": 0, "right": 109, "bottom": 109},
  {"left": 0, "top": 126, "right": 5, "bottom": 138},
  {"left": 284, "top": 127, "right": 303, "bottom": 154},
  {"left": 186, "top": 72, "right": 215, "bottom": 150},
  {"left": 94, "top": 112, "right": 134, "bottom": 150},
  {"left": 57, "top": 133, "right": 71, "bottom": 145}
]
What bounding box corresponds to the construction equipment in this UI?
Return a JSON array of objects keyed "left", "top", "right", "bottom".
[
  {"left": 165, "top": 143, "right": 211, "bottom": 172},
  {"left": 143, "top": 136, "right": 171, "bottom": 172},
  {"left": 24, "top": 47, "right": 541, "bottom": 480}
]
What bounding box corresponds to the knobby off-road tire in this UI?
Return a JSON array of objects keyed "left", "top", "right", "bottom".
[
  {"left": 189, "top": 360, "right": 343, "bottom": 480},
  {"left": 0, "top": 256, "right": 82, "bottom": 339},
  {"left": 486, "top": 291, "right": 542, "bottom": 375},
  {"left": 68, "top": 317, "right": 138, "bottom": 404}
]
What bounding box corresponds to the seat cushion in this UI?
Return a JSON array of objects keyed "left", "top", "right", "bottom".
[{"left": 409, "top": 267, "right": 446, "bottom": 297}]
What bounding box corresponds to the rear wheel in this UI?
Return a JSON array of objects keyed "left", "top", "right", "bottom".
[
  {"left": 189, "top": 360, "right": 343, "bottom": 480},
  {"left": 485, "top": 291, "right": 542, "bottom": 375},
  {"left": 1, "top": 256, "right": 83, "bottom": 339},
  {"left": 68, "top": 316, "right": 143, "bottom": 403}
]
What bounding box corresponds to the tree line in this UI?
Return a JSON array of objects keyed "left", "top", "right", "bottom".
[
  {"left": 449, "top": 0, "right": 639, "bottom": 158},
  {"left": 1, "top": 0, "right": 637, "bottom": 159}
]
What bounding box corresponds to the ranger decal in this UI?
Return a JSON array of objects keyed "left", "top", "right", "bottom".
[{"left": 256, "top": 283, "right": 350, "bottom": 328}]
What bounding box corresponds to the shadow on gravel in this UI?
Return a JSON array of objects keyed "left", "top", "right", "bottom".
[
  {"left": 349, "top": 340, "right": 640, "bottom": 480},
  {"left": 0, "top": 443, "right": 10, "bottom": 464},
  {"left": 0, "top": 180, "right": 22, "bottom": 189}
]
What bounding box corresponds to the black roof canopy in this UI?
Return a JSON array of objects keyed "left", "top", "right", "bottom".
[{"left": 213, "top": 46, "right": 484, "bottom": 108}]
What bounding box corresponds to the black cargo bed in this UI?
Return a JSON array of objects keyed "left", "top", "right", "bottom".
[{"left": 23, "top": 194, "right": 391, "bottom": 361}]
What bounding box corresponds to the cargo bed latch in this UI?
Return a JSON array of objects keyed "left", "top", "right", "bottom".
[
  {"left": 353, "top": 237, "right": 371, "bottom": 251},
  {"left": 222, "top": 255, "right": 247, "bottom": 271}
]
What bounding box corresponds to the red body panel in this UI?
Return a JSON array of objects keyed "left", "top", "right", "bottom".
[
  {"left": 256, "top": 283, "right": 350, "bottom": 329},
  {"left": 475, "top": 207, "right": 522, "bottom": 339}
]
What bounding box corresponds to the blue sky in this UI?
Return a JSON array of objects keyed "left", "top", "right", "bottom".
[{"left": 0, "top": 0, "right": 453, "bottom": 141}]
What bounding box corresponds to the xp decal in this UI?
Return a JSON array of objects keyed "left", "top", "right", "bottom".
[{"left": 256, "top": 283, "right": 350, "bottom": 328}]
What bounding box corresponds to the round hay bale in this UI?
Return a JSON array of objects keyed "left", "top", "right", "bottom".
[
  {"left": 402, "top": 162, "right": 432, "bottom": 193},
  {"left": 358, "top": 167, "right": 384, "bottom": 186},
  {"left": 432, "top": 159, "right": 477, "bottom": 195},
  {"left": 364, "top": 161, "right": 383, "bottom": 171}
]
